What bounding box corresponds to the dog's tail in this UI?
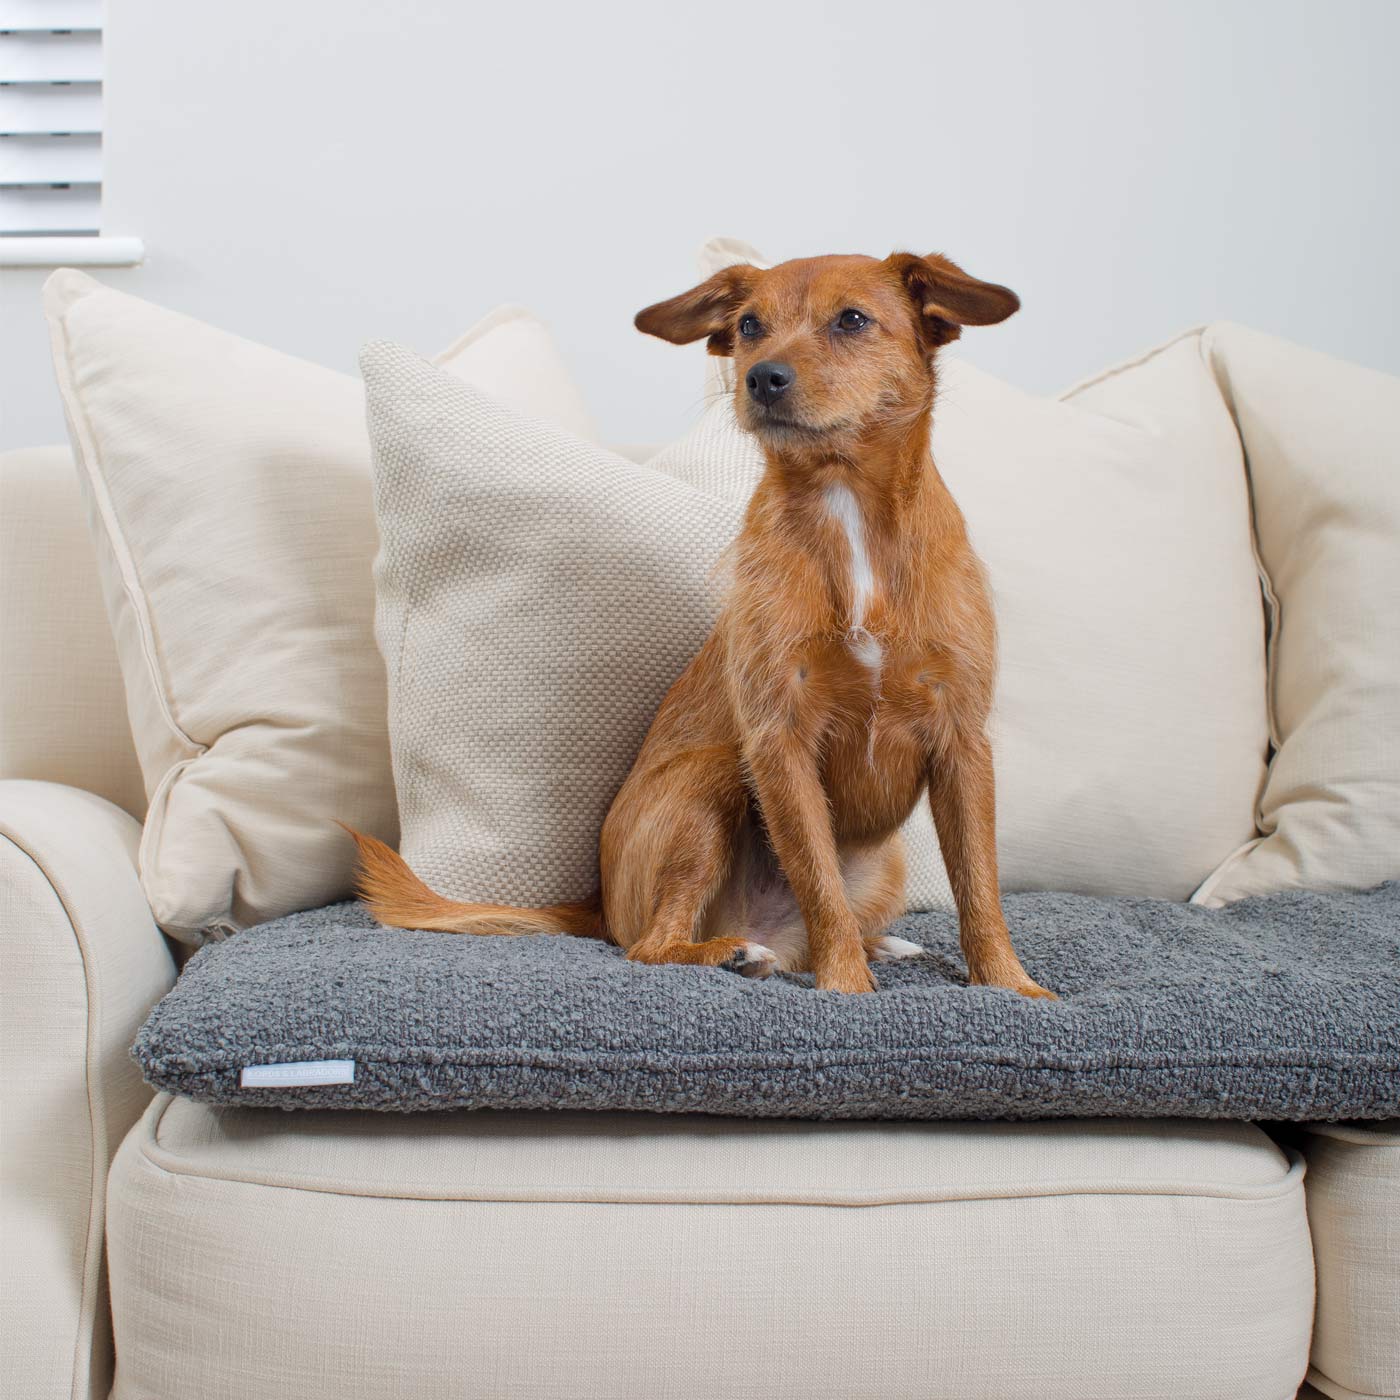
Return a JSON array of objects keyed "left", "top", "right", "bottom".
[{"left": 340, "top": 826, "right": 608, "bottom": 941}]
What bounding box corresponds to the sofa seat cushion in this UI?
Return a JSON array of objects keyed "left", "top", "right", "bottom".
[
  {"left": 106, "top": 1096, "right": 1312, "bottom": 1400},
  {"left": 1300, "top": 1120, "right": 1400, "bottom": 1400},
  {"left": 134, "top": 884, "right": 1400, "bottom": 1121}
]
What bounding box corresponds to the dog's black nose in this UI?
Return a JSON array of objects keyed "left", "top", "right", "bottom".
[{"left": 746, "top": 360, "right": 794, "bottom": 407}]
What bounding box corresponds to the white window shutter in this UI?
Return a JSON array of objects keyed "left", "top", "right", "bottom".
[{"left": 0, "top": 0, "right": 104, "bottom": 237}]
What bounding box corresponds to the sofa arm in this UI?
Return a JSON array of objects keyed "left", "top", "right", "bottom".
[{"left": 0, "top": 780, "right": 176, "bottom": 1400}]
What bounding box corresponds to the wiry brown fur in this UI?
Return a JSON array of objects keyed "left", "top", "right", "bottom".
[{"left": 348, "top": 251, "right": 1053, "bottom": 998}]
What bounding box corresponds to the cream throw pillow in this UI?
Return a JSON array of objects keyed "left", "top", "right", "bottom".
[
  {"left": 991, "top": 334, "right": 1267, "bottom": 896},
  {"left": 44, "top": 271, "right": 593, "bottom": 941},
  {"left": 1193, "top": 324, "right": 1400, "bottom": 904}
]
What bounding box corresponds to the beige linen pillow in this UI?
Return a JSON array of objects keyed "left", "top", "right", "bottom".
[
  {"left": 1193, "top": 324, "right": 1400, "bottom": 904},
  {"left": 435, "top": 303, "right": 598, "bottom": 441},
  {"left": 44, "top": 271, "right": 593, "bottom": 941},
  {"left": 987, "top": 334, "right": 1267, "bottom": 896}
]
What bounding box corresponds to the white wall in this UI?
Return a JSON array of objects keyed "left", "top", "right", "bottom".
[{"left": 3, "top": 0, "right": 1398, "bottom": 448}]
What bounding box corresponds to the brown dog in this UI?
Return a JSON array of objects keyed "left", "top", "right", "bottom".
[{"left": 350, "top": 251, "right": 1052, "bottom": 998}]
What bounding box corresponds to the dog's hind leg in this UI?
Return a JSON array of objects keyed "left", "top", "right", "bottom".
[
  {"left": 737, "top": 835, "right": 912, "bottom": 975},
  {"left": 846, "top": 837, "right": 924, "bottom": 962},
  {"left": 626, "top": 884, "right": 782, "bottom": 978},
  {"left": 608, "top": 750, "right": 779, "bottom": 979}
]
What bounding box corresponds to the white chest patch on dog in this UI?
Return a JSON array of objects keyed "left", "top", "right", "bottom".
[{"left": 824, "top": 483, "right": 883, "bottom": 672}]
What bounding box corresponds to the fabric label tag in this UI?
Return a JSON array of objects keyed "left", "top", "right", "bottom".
[{"left": 240, "top": 1059, "right": 355, "bottom": 1088}]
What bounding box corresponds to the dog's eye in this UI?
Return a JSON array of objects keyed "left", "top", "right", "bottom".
[
  {"left": 836, "top": 309, "right": 869, "bottom": 333},
  {"left": 739, "top": 315, "right": 763, "bottom": 339}
]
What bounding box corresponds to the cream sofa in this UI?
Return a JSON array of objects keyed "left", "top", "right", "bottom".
[{"left": 1, "top": 438, "right": 1397, "bottom": 1400}]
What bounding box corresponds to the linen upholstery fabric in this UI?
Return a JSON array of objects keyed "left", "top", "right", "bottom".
[
  {"left": 43, "top": 271, "right": 592, "bottom": 941},
  {"left": 1194, "top": 324, "right": 1400, "bottom": 906},
  {"left": 1300, "top": 1121, "right": 1400, "bottom": 1400},
  {"left": 134, "top": 883, "right": 1400, "bottom": 1121},
  {"left": 0, "top": 780, "right": 176, "bottom": 1400},
  {"left": 0, "top": 446, "right": 145, "bottom": 819},
  {"left": 105, "top": 1095, "right": 1312, "bottom": 1400}
]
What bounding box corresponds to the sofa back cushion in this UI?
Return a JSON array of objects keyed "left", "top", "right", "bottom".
[
  {"left": 665, "top": 338, "right": 1271, "bottom": 901},
  {"left": 44, "top": 271, "right": 593, "bottom": 942}
]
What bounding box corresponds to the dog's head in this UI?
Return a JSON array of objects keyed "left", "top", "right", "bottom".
[{"left": 636, "top": 253, "right": 1018, "bottom": 456}]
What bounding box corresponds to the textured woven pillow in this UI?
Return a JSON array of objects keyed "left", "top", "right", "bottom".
[
  {"left": 44, "top": 272, "right": 593, "bottom": 941},
  {"left": 364, "top": 343, "right": 953, "bottom": 911},
  {"left": 133, "top": 883, "right": 1400, "bottom": 1121}
]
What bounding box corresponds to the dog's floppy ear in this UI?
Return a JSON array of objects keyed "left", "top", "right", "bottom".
[
  {"left": 886, "top": 252, "right": 1020, "bottom": 351},
  {"left": 635, "top": 265, "right": 760, "bottom": 355}
]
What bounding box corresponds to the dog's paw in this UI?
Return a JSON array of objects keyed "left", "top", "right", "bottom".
[
  {"left": 815, "top": 958, "right": 878, "bottom": 995},
  {"left": 971, "top": 968, "right": 1058, "bottom": 1000},
  {"left": 868, "top": 935, "right": 924, "bottom": 962},
  {"left": 722, "top": 942, "right": 779, "bottom": 979}
]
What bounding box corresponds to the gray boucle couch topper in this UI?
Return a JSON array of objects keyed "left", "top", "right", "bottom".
[{"left": 135, "top": 883, "right": 1400, "bottom": 1121}]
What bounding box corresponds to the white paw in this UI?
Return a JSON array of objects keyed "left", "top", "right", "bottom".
[
  {"left": 870, "top": 935, "right": 924, "bottom": 962},
  {"left": 725, "top": 942, "right": 779, "bottom": 978}
]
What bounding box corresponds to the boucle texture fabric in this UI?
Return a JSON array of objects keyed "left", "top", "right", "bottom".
[{"left": 134, "top": 882, "right": 1400, "bottom": 1120}]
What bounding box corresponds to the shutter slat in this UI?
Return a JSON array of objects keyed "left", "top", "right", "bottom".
[
  {"left": 0, "top": 131, "right": 100, "bottom": 184},
  {"left": 1, "top": 0, "right": 102, "bottom": 29},
  {"left": 0, "top": 82, "right": 100, "bottom": 132},
  {"left": 0, "top": 182, "right": 99, "bottom": 234},
  {"left": 0, "top": 31, "right": 102, "bottom": 84},
  {"left": 0, "top": 20, "right": 104, "bottom": 236}
]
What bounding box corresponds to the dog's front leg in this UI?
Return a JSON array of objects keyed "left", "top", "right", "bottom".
[
  {"left": 928, "top": 732, "right": 1055, "bottom": 999},
  {"left": 745, "top": 730, "right": 875, "bottom": 994}
]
